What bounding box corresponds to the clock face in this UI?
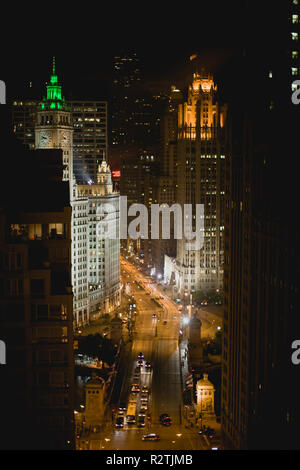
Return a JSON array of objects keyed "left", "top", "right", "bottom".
[
  {"left": 40, "top": 131, "right": 51, "bottom": 146},
  {"left": 62, "top": 133, "right": 69, "bottom": 145}
]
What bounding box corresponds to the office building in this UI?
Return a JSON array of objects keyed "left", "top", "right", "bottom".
[
  {"left": 221, "top": 0, "right": 300, "bottom": 449},
  {"left": 77, "top": 160, "right": 121, "bottom": 319},
  {"left": 165, "top": 62, "right": 227, "bottom": 296},
  {"left": 0, "top": 109, "right": 75, "bottom": 449},
  {"left": 70, "top": 100, "right": 107, "bottom": 184}
]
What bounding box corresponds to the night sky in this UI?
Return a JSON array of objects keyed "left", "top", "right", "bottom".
[{"left": 2, "top": 1, "right": 245, "bottom": 103}]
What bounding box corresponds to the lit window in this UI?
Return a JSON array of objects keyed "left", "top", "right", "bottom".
[
  {"left": 293, "top": 0, "right": 298, "bottom": 4},
  {"left": 293, "top": 14, "right": 299, "bottom": 24},
  {"left": 269, "top": 70, "right": 273, "bottom": 78},
  {"left": 292, "top": 50, "right": 299, "bottom": 59},
  {"left": 292, "top": 67, "right": 298, "bottom": 75},
  {"left": 292, "top": 32, "right": 299, "bottom": 41}
]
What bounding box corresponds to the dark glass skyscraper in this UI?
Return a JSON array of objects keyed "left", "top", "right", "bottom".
[{"left": 221, "top": 0, "right": 300, "bottom": 449}]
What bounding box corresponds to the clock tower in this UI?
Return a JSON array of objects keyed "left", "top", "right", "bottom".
[{"left": 35, "top": 57, "right": 73, "bottom": 196}]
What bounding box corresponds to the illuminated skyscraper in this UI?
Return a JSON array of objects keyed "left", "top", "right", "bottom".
[
  {"left": 35, "top": 58, "right": 73, "bottom": 195},
  {"left": 165, "top": 62, "right": 227, "bottom": 296},
  {"left": 76, "top": 160, "right": 121, "bottom": 319}
]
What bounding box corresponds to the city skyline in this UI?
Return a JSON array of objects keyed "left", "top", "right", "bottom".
[{"left": 1, "top": 0, "right": 300, "bottom": 454}]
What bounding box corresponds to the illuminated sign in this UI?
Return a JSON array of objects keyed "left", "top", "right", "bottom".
[{"left": 112, "top": 170, "right": 121, "bottom": 178}]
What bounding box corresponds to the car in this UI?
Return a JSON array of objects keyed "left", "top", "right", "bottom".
[
  {"left": 142, "top": 386, "right": 149, "bottom": 393},
  {"left": 137, "top": 352, "right": 144, "bottom": 359},
  {"left": 204, "top": 427, "right": 216, "bottom": 439},
  {"left": 139, "top": 404, "right": 148, "bottom": 414},
  {"left": 145, "top": 361, "right": 151, "bottom": 369},
  {"left": 117, "top": 410, "right": 124, "bottom": 416},
  {"left": 115, "top": 416, "right": 124, "bottom": 428},
  {"left": 137, "top": 416, "right": 146, "bottom": 427},
  {"left": 137, "top": 360, "right": 143, "bottom": 367},
  {"left": 141, "top": 393, "right": 148, "bottom": 402},
  {"left": 131, "top": 384, "right": 141, "bottom": 392},
  {"left": 152, "top": 313, "right": 157, "bottom": 318},
  {"left": 119, "top": 401, "right": 126, "bottom": 411},
  {"left": 160, "top": 413, "right": 172, "bottom": 426},
  {"left": 142, "top": 433, "right": 160, "bottom": 441},
  {"left": 163, "top": 320, "right": 167, "bottom": 325}
]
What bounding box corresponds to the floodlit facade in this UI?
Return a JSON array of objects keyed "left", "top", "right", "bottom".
[
  {"left": 33, "top": 60, "right": 119, "bottom": 328},
  {"left": 77, "top": 160, "right": 120, "bottom": 320},
  {"left": 166, "top": 63, "right": 227, "bottom": 296}
]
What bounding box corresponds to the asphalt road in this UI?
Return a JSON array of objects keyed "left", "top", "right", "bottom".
[{"left": 89, "top": 258, "right": 207, "bottom": 450}]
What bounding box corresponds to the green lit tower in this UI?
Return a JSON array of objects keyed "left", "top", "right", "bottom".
[{"left": 35, "top": 57, "right": 73, "bottom": 193}]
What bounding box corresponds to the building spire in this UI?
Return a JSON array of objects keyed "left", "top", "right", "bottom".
[{"left": 39, "top": 57, "right": 68, "bottom": 111}]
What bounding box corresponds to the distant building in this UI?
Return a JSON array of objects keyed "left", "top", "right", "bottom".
[
  {"left": 77, "top": 160, "right": 121, "bottom": 320},
  {"left": 163, "top": 64, "right": 226, "bottom": 296},
  {"left": 35, "top": 58, "right": 74, "bottom": 195},
  {"left": 196, "top": 374, "right": 215, "bottom": 418},
  {"left": 152, "top": 86, "right": 183, "bottom": 275},
  {"left": 120, "top": 151, "right": 159, "bottom": 268},
  {"left": 84, "top": 373, "right": 106, "bottom": 430},
  {"left": 10, "top": 98, "right": 108, "bottom": 186},
  {"left": 70, "top": 100, "right": 107, "bottom": 184}
]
